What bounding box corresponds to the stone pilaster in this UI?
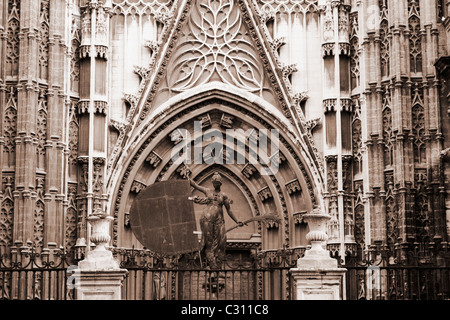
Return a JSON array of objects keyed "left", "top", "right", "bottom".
[
  {"left": 13, "top": 0, "right": 40, "bottom": 246},
  {"left": 43, "top": 0, "right": 67, "bottom": 248}
]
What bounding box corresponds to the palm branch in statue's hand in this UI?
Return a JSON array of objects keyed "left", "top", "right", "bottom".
[{"left": 226, "top": 214, "right": 280, "bottom": 234}]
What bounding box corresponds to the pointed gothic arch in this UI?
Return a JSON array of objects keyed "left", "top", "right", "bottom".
[{"left": 108, "top": 85, "right": 324, "bottom": 251}]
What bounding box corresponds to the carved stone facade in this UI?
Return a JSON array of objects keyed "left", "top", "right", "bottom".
[{"left": 0, "top": 0, "right": 449, "bottom": 269}]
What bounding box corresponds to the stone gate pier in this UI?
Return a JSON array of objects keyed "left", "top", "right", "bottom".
[
  {"left": 71, "top": 211, "right": 128, "bottom": 300},
  {"left": 290, "top": 208, "right": 346, "bottom": 300}
]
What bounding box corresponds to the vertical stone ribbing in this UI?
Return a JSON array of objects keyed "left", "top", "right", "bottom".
[
  {"left": 76, "top": 0, "right": 111, "bottom": 256},
  {"left": 43, "top": 0, "right": 66, "bottom": 248},
  {"left": 321, "top": 0, "right": 356, "bottom": 259},
  {"left": 13, "top": 0, "right": 40, "bottom": 247}
]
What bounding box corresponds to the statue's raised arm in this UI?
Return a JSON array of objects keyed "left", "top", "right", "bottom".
[{"left": 187, "top": 174, "right": 209, "bottom": 195}]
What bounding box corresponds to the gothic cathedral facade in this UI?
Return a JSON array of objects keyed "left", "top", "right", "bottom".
[{"left": 1, "top": 0, "right": 450, "bottom": 271}]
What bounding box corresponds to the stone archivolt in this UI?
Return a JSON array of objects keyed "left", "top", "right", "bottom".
[{"left": 109, "top": 96, "right": 321, "bottom": 249}]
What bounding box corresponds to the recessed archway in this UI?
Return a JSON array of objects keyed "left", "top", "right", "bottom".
[{"left": 108, "top": 86, "right": 323, "bottom": 252}]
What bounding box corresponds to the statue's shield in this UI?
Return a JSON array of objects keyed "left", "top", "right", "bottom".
[{"left": 129, "top": 180, "right": 200, "bottom": 255}]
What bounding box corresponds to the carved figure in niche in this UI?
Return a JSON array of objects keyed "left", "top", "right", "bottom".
[{"left": 187, "top": 171, "right": 243, "bottom": 269}]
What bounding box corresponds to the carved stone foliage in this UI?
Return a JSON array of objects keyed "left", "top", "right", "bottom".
[
  {"left": 39, "top": 0, "right": 50, "bottom": 80},
  {"left": 269, "top": 36, "right": 286, "bottom": 54},
  {"left": 0, "top": 177, "right": 14, "bottom": 247},
  {"left": 176, "top": 165, "right": 190, "bottom": 179},
  {"left": 293, "top": 211, "right": 306, "bottom": 225},
  {"left": 408, "top": 0, "right": 422, "bottom": 73},
  {"left": 134, "top": 66, "right": 151, "bottom": 81},
  {"left": 3, "top": 87, "right": 18, "bottom": 168},
  {"left": 167, "top": 0, "right": 264, "bottom": 93},
  {"left": 6, "top": 0, "right": 20, "bottom": 77}
]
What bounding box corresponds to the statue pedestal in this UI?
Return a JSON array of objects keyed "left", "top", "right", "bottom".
[
  {"left": 72, "top": 270, "right": 128, "bottom": 300},
  {"left": 73, "top": 214, "right": 127, "bottom": 300},
  {"left": 290, "top": 209, "right": 346, "bottom": 300},
  {"left": 290, "top": 268, "right": 346, "bottom": 300}
]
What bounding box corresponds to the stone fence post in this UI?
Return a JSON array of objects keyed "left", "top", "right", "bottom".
[
  {"left": 290, "top": 208, "right": 346, "bottom": 300},
  {"left": 71, "top": 211, "right": 128, "bottom": 300}
]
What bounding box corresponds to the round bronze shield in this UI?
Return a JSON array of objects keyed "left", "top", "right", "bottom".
[{"left": 129, "top": 180, "right": 200, "bottom": 255}]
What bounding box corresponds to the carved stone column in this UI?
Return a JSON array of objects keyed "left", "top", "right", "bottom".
[
  {"left": 320, "top": 0, "right": 356, "bottom": 260},
  {"left": 290, "top": 207, "right": 346, "bottom": 300},
  {"left": 70, "top": 0, "right": 126, "bottom": 300},
  {"left": 76, "top": 0, "right": 112, "bottom": 258}
]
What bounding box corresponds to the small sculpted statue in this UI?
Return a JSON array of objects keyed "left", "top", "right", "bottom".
[{"left": 188, "top": 171, "right": 243, "bottom": 269}]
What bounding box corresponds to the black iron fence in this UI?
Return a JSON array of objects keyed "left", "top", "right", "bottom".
[
  {"left": 0, "top": 243, "right": 448, "bottom": 300},
  {"left": 115, "top": 243, "right": 450, "bottom": 301},
  {"left": 112, "top": 248, "right": 304, "bottom": 300},
  {"left": 342, "top": 242, "right": 450, "bottom": 300},
  {"left": 0, "top": 246, "right": 75, "bottom": 300}
]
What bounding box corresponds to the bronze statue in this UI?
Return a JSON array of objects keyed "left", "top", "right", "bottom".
[{"left": 188, "top": 172, "right": 243, "bottom": 269}]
